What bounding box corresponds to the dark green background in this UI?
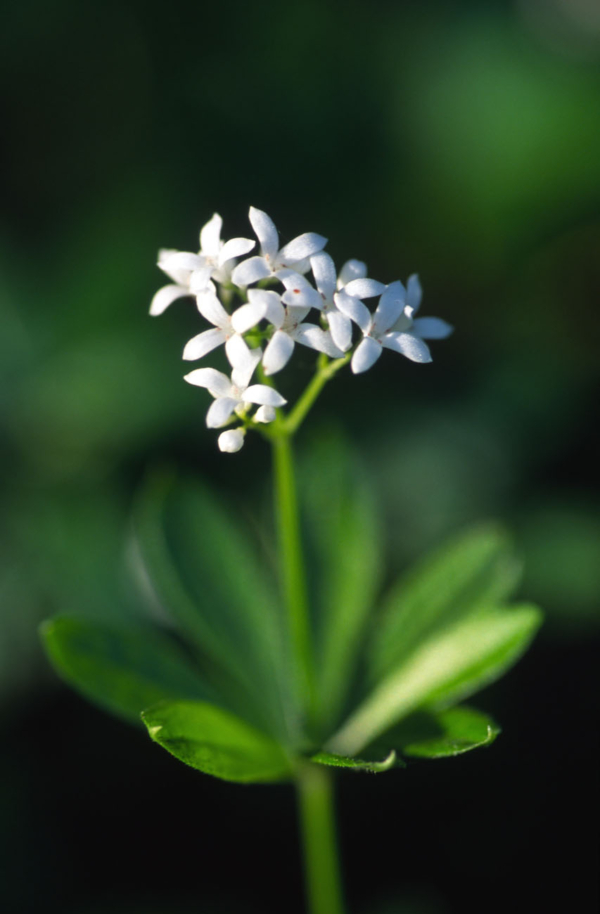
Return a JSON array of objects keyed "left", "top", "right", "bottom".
[{"left": 1, "top": 0, "right": 598, "bottom": 911}]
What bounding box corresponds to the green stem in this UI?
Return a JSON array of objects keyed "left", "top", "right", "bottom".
[
  {"left": 272, "top": 432, "right": 317, "bottom": 721},
  {"left": 296, "top": 764, "right": 346, "bottom": 914}
]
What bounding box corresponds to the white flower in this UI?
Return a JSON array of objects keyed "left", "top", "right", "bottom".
[
  {"left": 252, "top": 289, "right": 343, "bottom": 376},
  {"left": 218, "top": 428, "right": 246, "bottom": 453},
  {"left": 183, "top": 347, "right": 286, "bottom": 427},
  {"left": 182, "top": 288, "right": 267, "bottom": 365},
  {"left": 193, "top": 212, "right": 256, "bottom": 287},
  {"left": 231, "top": 207, "right": 327, "bottom": 287},
  {"left": 337, "top": 275, "right": 453, "bottom": 373},
  {"left": 310, "top": 253, "right": 384, "bottom": 352},
  {"left": 149, "top": 214, "right": 255, "bottom": 315}
]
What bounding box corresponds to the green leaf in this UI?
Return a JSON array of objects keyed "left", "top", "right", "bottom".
[
  {"left": 300, "top": 430, "right": 382, "bottom": 732},
  {"left": 372, "top": 705, "right": 500, "bottom": 760},
  {"left": 142, "top": 700, "right": 294, "bottom": 784},
  {"left": 370, "top": 524, "right": 522, "bottom": 682},
  {"left": 327, "top": 603, "right": 542, "bottom": 756},
  {"left": 310, "top": 750, "right": 399, "bottom": 773},
  {"left": 41, "top": 616, "right": 213, "bottom": 724},
  {"left": 134, "top": 470, "right": 291, "bottom": 739}
]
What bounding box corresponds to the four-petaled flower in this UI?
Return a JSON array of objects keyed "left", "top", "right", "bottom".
[
  {"left": 231, "top": 207, "right": 327, "bottom": 287},
  {"left": 253, "top": 289, "right": 343, "bottom": 376},
  {"left": 310, "top": 253, "right": 385, "bottom": 353},
  {"left": 182, "top": 288, "right": 267, "bottom": 365},
  {"left": 337, "top": 275, "right": 453, "bottom": 373},
  {"left": 149, "top": 214, "right": 255, "bottom": 316},
  {"left": 183, "top": 347, "right": 286, "bottom": 429}
]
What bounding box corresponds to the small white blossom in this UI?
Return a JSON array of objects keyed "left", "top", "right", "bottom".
[
  {"left": 182, "top": 288, "right": 267, "bottom": 364},
  {"left": 193, "top": 212, "right": 256, "bottom": 288},
  {"left": 149, "top": 214, "right": 255, "bottom": 315},
  {"left": 253, "top": 289, "right": 343, "bottom": 376},
  {"left": 337, "top": 275, "right": 452, "bottom": 373},
  {"left": 183, "top": 347, "right": 286, "bottom": 428},
  {"left": 218, "top": 428, "right": 246, "bottom": 453},
  {"left": 231, "top": 207, "right": 327, "bottom": 287},
  {"left": 310, "top": 253, "right": 384, "bottom": 352}
]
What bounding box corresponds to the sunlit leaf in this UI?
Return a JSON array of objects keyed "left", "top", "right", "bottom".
[
  {"left": 41, "top": 616, "right": 213, "bottom": 724},
  {"left": 372, "top": 705, "right": 500, "bottom": 759},
  {"left": 142, "top": 700, "right": 293, "bottom": 783},
  {"left": 370, "top": 524, "right": 522, "bottom": 682},
  {"left": 310, "top": 750, "right": 399, "bottom": 773},
  {"left": 327, "top": 603, "right": 542, "bottom": 756},
  {"left": 134, "top": 470, "right": 292, "bottom": 740},
  {"left": 300, "top": 430, "right": 382, "bottom": 732}
]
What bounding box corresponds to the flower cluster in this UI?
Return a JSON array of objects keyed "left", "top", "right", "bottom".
[{"left": 150, "top": 207, "right": 453, "bottom": 452}]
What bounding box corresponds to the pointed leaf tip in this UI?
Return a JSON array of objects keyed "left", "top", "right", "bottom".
[{"left": 310, "top": 749, "right": 400, "bottom": 773}]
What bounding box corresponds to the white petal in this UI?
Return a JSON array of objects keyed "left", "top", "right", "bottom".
[
  {"left": 249, "top": 206, "right": 279, "bottom": 260},
  {"left": 280, "top": 272, "right": 322, "bottom": 310},
  {"left": 334, "top": 290, "right": 372, "bottom": 333},
  {"left": 231, "top": 256, "right": 271, "bottom": 287},
  {"left": 277, "top": 232, "right": 327, "bottom": 266},
  {"left": 254, "top": 405, "right": 276, "bottom": 424},
  {"left": 200, "top": 213, "right": 223, "bottom": 257},
  {"left": 310, "top": 251, "right": 336, "bottom": 302},
  {"left": 244, "top": 384, "right": 287, "bottom": 407},
  {"left": 218, "top": 428, "right": 246, "bottom": 452},
  {"left": 295, "top": 324, "right": 345, "bottom": 358},
  {"left": 182, "top": 328, "right": 226, "bottom": 361},
  {"left": 231, "top": 346, "right": 262, "bottom": 389},
  {"left": 206, "top": 397, "right": 238, "bottom": 428},
  {"left": 391, "top": 310, "right": 413, "bottom": 333},
  {"left": 283, "top": 256, "right": 312, "bottom": 275},
  {"left": 337, "top": 259, "right": 367, "bottom": 289},
  {"left": 351, "top": 337, "right": 383, "bottom": 374},
  {"left": 383, "top": 332, "right": 432, "bottom": 363},
  {"left": 225, "top": 334, "right": 254, "bottom": 374},
  {"left": 184, "top": 368, "right": 232, "bottom": 396},
  {"left": 248, "top": 288, "right": 285, "bottom": 327},
  {"left": 283, "top": 303, "right": 311, "bottom": 325},
  {"left": 189, "top": 265, "right": 214, "bottom": 294},
  {"left": 406, "top": 274, "right": 422, "bottom": 315},
  {"left": 327, "top": 309, "right": 353, "bottom": 352},
  {"left": 195, "top": 289, "right": 230, "bottom": 329},
  {"left": 344, "top": 277, "right": 387, "bottom": 299},
  {"left": 149, "top": 284, "right": 189, "bottom": 316},
  {"left": 160, "top": 251, "right": 205, "bottom": 280},
  {"left": 231, "top": 300, "right": 267, "bottom": 333},
  {"left": 218, "top": 236, "right": 256, "bottom": 266},
  {"left": 262, "top": 330, "right": 295, "bottom": 376},
  {"left": 411, "top": 317, "right": 453, "bottom": 339},
  {"left": 372, "top": 281, "right": 405, "bottom": 336}
]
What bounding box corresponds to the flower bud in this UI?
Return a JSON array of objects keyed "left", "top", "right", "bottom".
[
  {"left": 255, "top": 405, "right": 276, "bottom": 424},
  {"left": 218, "top": 428, "right": 246, "bottom": 453}
]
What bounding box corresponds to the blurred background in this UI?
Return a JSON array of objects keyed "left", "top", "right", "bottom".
[{"left": 1, "top": 0, "right": 598, "bottom": 911}]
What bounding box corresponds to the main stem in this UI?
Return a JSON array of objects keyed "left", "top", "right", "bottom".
[
  {"left": 296, "top": 763, "right": 346, "bottom": 914},
  {"left": 271, "top": 356, "right": 350, "bottom": 914},
  {"left": 272, "top": 431, "right": 317, "bottom": 723}
]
